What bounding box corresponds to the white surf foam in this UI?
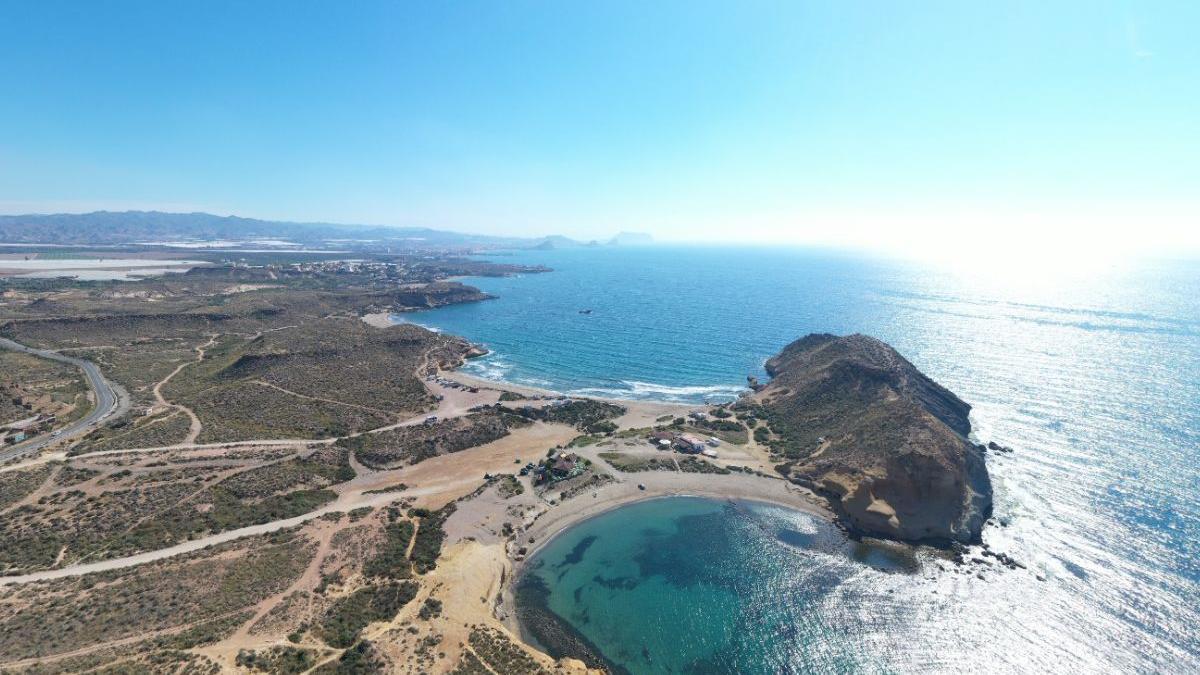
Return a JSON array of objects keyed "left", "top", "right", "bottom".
[
  {"left": 568, "top": 380, "right": 746, "bottom": 402},
  {"left": 462, "top": 353, "right": 511, "bottom": 380},
  {"left": 388, "top": 315, "right": 442, "bottom": 333}
]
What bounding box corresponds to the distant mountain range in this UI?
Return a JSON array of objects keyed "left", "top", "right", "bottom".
[{"left": 0, "top": 211, "right": 654, "bottom": 250}]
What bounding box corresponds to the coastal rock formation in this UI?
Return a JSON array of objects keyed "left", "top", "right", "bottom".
[
  {"left": 757, "top": 333, "right": 991, "bottom": 544},
  {"left": 388, "top": 281, "right": 493, "bottom": 310}
]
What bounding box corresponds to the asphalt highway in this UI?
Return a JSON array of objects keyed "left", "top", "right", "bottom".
[{"left": 0, "top": 337, "right": 124, "bottom": 462}]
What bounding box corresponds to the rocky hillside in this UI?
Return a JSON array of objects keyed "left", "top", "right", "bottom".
[{"left": 756, "top": 333, "right": 991, "bottom": 544}]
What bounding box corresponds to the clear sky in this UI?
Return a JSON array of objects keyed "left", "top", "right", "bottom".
[{"left": 1, "top": 1, "right": 1197, "bottom": 258}]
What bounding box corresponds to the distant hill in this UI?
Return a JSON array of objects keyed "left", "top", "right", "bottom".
[
  {"left": 0, "top": 211, "right": 536, "bottom": 249},
  {"left": 608, "top": 231, "right": 654, "bottom": 246},
  {"left": 528, "top": 234, "right": 605, "bottom": 250}
]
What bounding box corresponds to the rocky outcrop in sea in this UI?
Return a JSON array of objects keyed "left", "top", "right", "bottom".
[{"left": 756, "top": 333, "right": 992, "bottom": 545}]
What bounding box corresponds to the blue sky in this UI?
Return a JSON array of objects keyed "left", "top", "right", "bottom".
[{"left": 0, "top": 1, "right": 1197, "bottom": 254}]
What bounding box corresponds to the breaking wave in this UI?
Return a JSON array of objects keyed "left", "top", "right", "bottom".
[
  {"left": 387, "top": 315, "right": 441, "bottom": 333},
  {"left": 461, "top": 352, "right": 511, "bottom": 380},
  {"left": 569, "top": 380, "right": 746, "bottom": 402}
]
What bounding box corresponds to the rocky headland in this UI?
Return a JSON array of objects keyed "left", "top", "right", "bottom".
[{"left": 756, "top": 333, "right": 992, "bottom": 545}]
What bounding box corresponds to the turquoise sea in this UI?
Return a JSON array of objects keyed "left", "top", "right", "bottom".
[
  {"left": 515, "top": 497, "right": 922, "bottom": 674},
  {"left": 406, "top": 246, "right": 1200, "bottom": 671}
]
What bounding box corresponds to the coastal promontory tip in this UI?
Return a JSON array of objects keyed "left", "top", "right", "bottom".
[{"left": 755, "top": 333, "right": 992, "bottom": 545}]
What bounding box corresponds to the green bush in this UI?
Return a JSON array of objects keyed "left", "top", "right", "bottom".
[
  {"left": 411, "top": 503, "right": 456, "bottom": 574},
  {"left": 363, "top": 519, "right": 414, "bottom": 579},
  {"left": 236, "top": 646, "right": 317, "bottom": 673},
  {"left": 585, "top": 420, "right": 618, "bottom": 434},
  {"left": 311, "top": 639, "right": 385, "bottom": 674},
  {"left": 418, "top": 597, "right": 443, "bottom": 620},
  {"left": 315, "top": 582, "right": 419, "bottom": 648},
  {"left": 500, "top": 400, "right": 625, "bottom": 431}
]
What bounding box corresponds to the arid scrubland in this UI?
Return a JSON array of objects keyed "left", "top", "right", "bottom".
[{"left": 0, "top": 255, "right": 832, "bottom": 674}]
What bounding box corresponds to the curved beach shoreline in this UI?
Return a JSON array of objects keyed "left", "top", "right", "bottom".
[
  {"left": 412, "top": 341, "right": 840, "bottom": 667},
  {"left": 403, "top": 330, "right": 839, "bottom": 647},
  {"left": 494, "top": 471, "right": 833, "bottom": 647},
  {"left": 367, "top": 311, "right": 985, "bottom": 672}
]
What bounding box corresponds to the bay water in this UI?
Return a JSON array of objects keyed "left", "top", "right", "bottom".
[{"left": 405, "top": 245, "right": 1199, "bottom": 671}]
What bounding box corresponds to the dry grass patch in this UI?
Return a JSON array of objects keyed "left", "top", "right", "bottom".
[
  {"left": 0, "top": 465, "right": 52, "bottom": 511},
  {"left": 0, "top": 530, "right": 315, "bottom": 662}
]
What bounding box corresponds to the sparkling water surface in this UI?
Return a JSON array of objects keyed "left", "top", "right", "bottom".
[
  {"left": 518, "top": 497, "right": 924, "bottom": 674},
  {"left": 406, "top": 246, "right": 1200, "bottom": 671}
]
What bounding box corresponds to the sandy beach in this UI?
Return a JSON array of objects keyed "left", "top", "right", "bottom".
[
  {"left": 418, "top": 368, "right": 832, "bottom": 654},
  {"left": 520, "top": 473, "right": 828, "bottom": 554},
  {"left": 442, "top": 365, "right": 701, "bottom": 429},
  {"left": 408, "top": 441, "right": 832, "bottom": 672},
  {"left": 363, "top": 310, "right": 713, "bottom": 421},
  {"left": 396, "top": 326, "right": 832, "bottom": 633},
  {"left": 348, "top": 309, "right": 834, "bottom": 670},
  {"left": 360, "top": 311, "right": 395, "bottom": 328}
]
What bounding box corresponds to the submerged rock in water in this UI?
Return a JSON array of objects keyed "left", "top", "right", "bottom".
[{"left": 755, "top": 333, "right": 993, "bottom": 545}]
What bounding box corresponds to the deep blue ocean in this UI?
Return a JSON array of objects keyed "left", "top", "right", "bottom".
[{"left": 403, "top": 245, "right": 1200, "bottom": 671}]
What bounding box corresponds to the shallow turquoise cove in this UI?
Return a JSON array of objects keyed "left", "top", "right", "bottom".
[{"left": 515, "top": 497, "right": 925, "bottom": 673}]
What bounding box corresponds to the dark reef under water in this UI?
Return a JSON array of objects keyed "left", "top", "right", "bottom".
[{"left": 514, "top": 497, "right": 922, "bottom": 674}]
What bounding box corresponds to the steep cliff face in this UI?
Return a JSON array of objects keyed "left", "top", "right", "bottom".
[{"left": 758, "top": 334, "right": 991, "bottom": 544}]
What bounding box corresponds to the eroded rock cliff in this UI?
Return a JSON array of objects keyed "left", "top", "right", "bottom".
[{"left": 756, "top": 333, "right": 991, "bottom": 544}]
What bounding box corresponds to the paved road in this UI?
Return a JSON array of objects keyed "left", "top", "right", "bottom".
[{"left": 0, "top": 337, "right": 125, "bottom": 462}]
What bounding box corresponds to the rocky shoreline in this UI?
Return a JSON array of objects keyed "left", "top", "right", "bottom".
[
  {"left": 451, "top": 331, "right": 1001, "bottom": 549},
  {"left": 512, "top": 573, "right": 626, "bottom": 674},
  {"left": 755, "top": 333, "right": 994, "bottom": 545}
]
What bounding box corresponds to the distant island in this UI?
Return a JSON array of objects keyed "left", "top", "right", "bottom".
[{"left": 607, "top": 231, "right": 654, "bottom": 246}]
